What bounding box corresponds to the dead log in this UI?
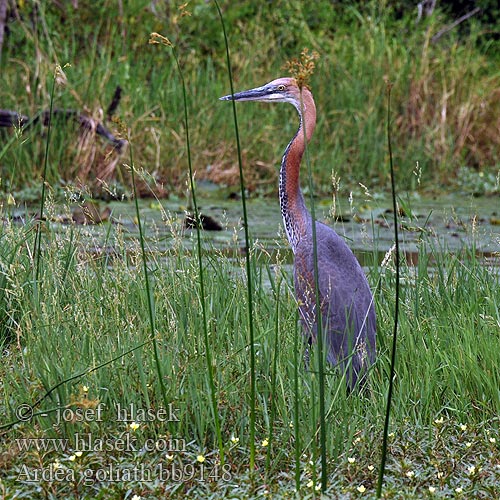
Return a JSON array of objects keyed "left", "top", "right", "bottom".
[{"left": 0, "top": 106, "right": 127, "bottom": 153}]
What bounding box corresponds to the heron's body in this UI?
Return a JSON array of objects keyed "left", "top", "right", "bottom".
[{"left": 221, "top": 77, "right": 376, "bottom": 389}]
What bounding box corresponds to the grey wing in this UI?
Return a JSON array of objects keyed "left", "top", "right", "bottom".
[
  {"left": 295, "top": 223, "right": 376, "bottom": 387},
  {"left": 317, "top": 229, "right": 376, "bottom": 386},
  {"left": 321, "top": 278, "right": 376, "bottom": 385}
]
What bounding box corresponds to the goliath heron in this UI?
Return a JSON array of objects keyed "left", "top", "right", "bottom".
[{"left": 220, "top": 77, "right": 376, "bottom": 389}]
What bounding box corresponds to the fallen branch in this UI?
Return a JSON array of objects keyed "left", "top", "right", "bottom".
[
  {"left": 0, "top": 107, "right": 127, "bottom": 153},
  {"left": 431, "top": 6, "right": 481, "bottom": 43},
  {"left": 106, "top": 85, "right": 122, "bottom": 120}
]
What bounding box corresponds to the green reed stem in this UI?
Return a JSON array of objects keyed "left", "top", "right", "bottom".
[
  {"left": 265, "top": 276, "right": 281, "bottom": 473},
  {"left": 33, "top": 68, "right": 56, "bottom": 290},
  {"left": 168, "top": 43, "right": 224, "bottom": 464},
  {"left": 127, "top": 139, "right": 168, "bottom": 409},
  {"left": 300, "top": 89, "right": 327, "bottom": 492},
  {"left": 293, "top": 309, "right": 301, "bottom": 491},
  {"left": 215, "top": 0, "right": 257, "bottom": 472},
  {"left": 377, "top": 82, "right": 399, "bottom": 498}
]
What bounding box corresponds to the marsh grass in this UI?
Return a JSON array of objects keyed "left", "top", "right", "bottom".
[
  {"left": 376, "top": 81, "right": 400, "bottom": 497},
  {"left": 149, "top": 28, "right": 225, "bottom": 465},
  {"left": 292, "top": 50, "right": 329, "bottom": 492},
  {"left": 0, "top": 204, "right": 499, "bottom": 498},
  {"left": 1, "top": 1, "right": 500, "bottom": 498},
  {"left": 215, "top": 0, "right": 258, "bottom": 474}
]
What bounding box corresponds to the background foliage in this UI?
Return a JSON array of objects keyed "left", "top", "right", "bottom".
[{"left": 0, "top": 0, "right": 499, "bottom": 197}]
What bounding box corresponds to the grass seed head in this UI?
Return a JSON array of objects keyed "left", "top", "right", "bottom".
[
  {"left": 149, "top": 32, "right": 173, "bottom": 48},
  {"left": 283, "top": 48, "right": 319, "bottom": 89}
]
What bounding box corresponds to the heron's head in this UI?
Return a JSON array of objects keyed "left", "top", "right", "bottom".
[{"left": 220, "top": 77, "right": 304, "bottom": 109}]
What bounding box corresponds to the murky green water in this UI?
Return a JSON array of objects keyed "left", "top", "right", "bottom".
[{"left": 11, "top": 186, "right": 500, "bottom": 267}]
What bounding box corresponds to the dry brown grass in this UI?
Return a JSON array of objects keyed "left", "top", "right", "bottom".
[
  {"left": 400, "top": 28, "right": 500, "bottom": 176},
  {"left": 200, "top": 144, "right": 276, "bottom": 191}
]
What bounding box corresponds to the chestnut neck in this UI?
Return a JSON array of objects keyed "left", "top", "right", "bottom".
[{"left": 279, "top": 87, "right": 316, "bottom": 252}]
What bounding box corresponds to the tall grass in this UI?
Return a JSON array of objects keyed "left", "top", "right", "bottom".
[
  {"left": 127, "top": 130, "right": 169, "bottom": 417},
  {"left": 149, "top": 30, "right": 225, "bottom": 464},
  {"left": 300, "top": 83, "right": 328, "bottom": 492},
  {"left": 215, "top": 0, "right": 258, "bottom": 474},
  {"left": 377, "top": 81, "right": 400, "bottom": 497},
  {"left": 32, "top": 66, "right": 57, "bottom": 289}
]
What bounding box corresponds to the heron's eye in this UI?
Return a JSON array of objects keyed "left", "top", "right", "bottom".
[{"left": 277, "top": 84, "right": 286, "bottom": 91}]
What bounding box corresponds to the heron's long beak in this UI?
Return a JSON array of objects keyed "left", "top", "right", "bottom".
[{"left": 219, "top": 84, "right": 269, "bottom": 102}]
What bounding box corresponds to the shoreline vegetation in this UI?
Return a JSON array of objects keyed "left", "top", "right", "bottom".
[{"left": 0, "top": 1, "right": 499, "bottom": 200}]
